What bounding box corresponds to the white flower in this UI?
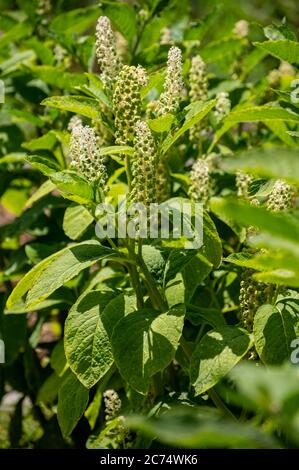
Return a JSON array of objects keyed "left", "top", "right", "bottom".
[
  {"left": 70, "top": 123, "right": 107, "bottom": 187},
  {"left": 156, "top": 46, "right": 184, "bottom": 116},
  {"left": 214, "top": 92, "right": 231, "bottom": 123},
  {"left": 233, "top": 20, "right": 249, "bottom": 38},
  {"left": 95, "top": 16, "right": 122, "bottom": 88}
]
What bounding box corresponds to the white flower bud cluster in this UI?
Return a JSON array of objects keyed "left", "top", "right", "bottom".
[
  {"left": 268, "top": 61, "right": 296, "bottom": 86},
  {"left": 54, "top": 45, "right": 69, "bottom": 67},
  {"left": 236, "top": 170, "right": 254, "bottom": 198},
  {"left": 156, "top": 47, "right": 184, "bottom": 116},
  {"left": 96, "top": 16, "right": 122, "bottom": 89},
  {"left": 189, "top": 55, "right": 208, "bottom": 145},
  {"left": 113, "top": 65, "right": 148, "bottom": 146},
  {"left": 68, "top": 115, "right": 82, "bottom": 132},
  {"left": 279, "top": 61, "right": 296, "bottom": 76},
  {"left": 131, "top": 121, "right": 158, "bottom": 206},
  {"left": 189, "top": 55, "right": 208, "bottom": 102},
  {"left": 214, "top": 92, "right": 231, "bottom": 124},
  {"left": 103, "top": 389, "right": 122, "bottom": 422},
  {"left": 70, "top": 123, "right": 107, "bottom": 187},
  {"left": 160, "top": 27, "right": 173, "bottom": 45},
  {"left": 266, "top": 179, "right": 297, "bottom": 212},
  {"left": 36, "top": 0, "right": 51, "bottom": 16},
  {"left": 189, "top": 158, "right": 210, "bottom": 205},
  {"left": 233, "top": 20, "right": 249, "bottom": 38}
]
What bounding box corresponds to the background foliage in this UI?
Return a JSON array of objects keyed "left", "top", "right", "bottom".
[{"left": 0, "top": 0, "right": 299, "bottom": 449}]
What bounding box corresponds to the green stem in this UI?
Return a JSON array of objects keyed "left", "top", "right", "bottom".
[
  {"left": 125, "top": 154, "right": 132, "bottom": 192},
  {"left": 127, "top": 240, "right": 144, "bottom": 310},
  {"left": 152, "top": 372, "right": 163, "bottom": 398},
  {"left": 208, "top": 388, "right": 237, "bottom": 421}
]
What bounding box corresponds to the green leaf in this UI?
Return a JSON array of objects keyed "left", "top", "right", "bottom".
[
  {"left": 148, "top": 114, "right": 174, "bottom": 133},
  {"left": 23, "top": 132, "right": 58, "bottom": 152},
  {"left": 26, "top": 155, "right": 61, "bottom": 176},
  {"left": 240, "top": 48, "right": 268, "bottom": 79},
  {"left": 211, "top": 105, "right": 299, "bottom": 149},
  {"left": 29, "top": 66, "right": 87, "bottom": 90},
  {"left": 84, "top": 385, "right": 103, "bottom": 430},
  {"left": 7, "top": 241, "right": 115, "bottom": 310},
  {"left": 128, "top": 406, "right": 277, "bottom": 448},
  {"left": 0, "top": 153, "right": 26, "bottom": 165},
  {"left": 162, "top": 100, "right": 216, "bottom": 154},
  {"left": 201, "top": 210, "right": 222, "bottom": 268},
  {"left": 99, "top": 146, "right": 134, "bottom": 157},
  {"left": 50, "top": 6, "right": 99, "bottom": 34},
  {"left": 84, "top": 73, "right": 111, "bottom": 107},
  {"left": 57, "top": 371, "right": 89, "bottom": 438},
  {"left": 42, "top": 96, "right": 99, "bottom": 120},
  {"left": 37, "top": 373, "right": 62, "bottom": 405},
  {"left": 210, "top": 197, "right": 246, "bottom": 240},
  {"left": 25, "top": 180, "right": 56, "bottom": 208},
  {"left": 165, "top": 273, "right": 185, "bottom": 308},
  {"left": 7, "top": 109, "right": 44, "bottom": 128},
  {"left": 102, "top": 1, "right": 137, "bottom": 42},
  {"left": 51, "top": 340, "right": 68, "bottom": 377},
  {"left": 142, "top": 245, "right": 166, "bottom": 283},
  {"left": 211, "top": 199, "right": 299, "bottom": 256},
  {"left": 163, "top": 249, "right": 196, "bottom": 286},
  {"left": 220, "top": 147, "right": 299, "bottom": 185},
  {"left": 65, "top": 290, "right": 122, "bottom": 388},
  {"left": 49, "top": 171, "right": 94, "bottom": 204},
  {"left": 191, "top": 326, "right": 253, "bottom": 395},
  {"left": 200, "top": 38, "right": 243, "bottom": 63},
  {"left": 0, "top": 314, "right": 27, "bottom": 364},
  {"left": 111, "top": 308, "right": 185, "bottom": 393},
  {"left": 63, "top": 205, "right": 94, "bottom": 241},
  {"left": 265, "top": 120, "right": 296, "bottom": 146},
  {"left": 254, "top": 40, "right": 299, "bottom": 65},
  {"left": 0, "top": 21, "right": 32, "bottom": 48},
  {"left": 253, "top": 303, "right": 298, "bottom": 365},
  {"left": 186, "top": 307, "right": 225, "bottom": 329},
  {"left": 25, "top": 38, "right": 55, "bottom": 65},
  {"left": 182, "top": 254, "right": 212, "bottom": 302}
]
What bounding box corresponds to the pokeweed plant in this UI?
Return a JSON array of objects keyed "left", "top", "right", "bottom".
[{"left": 0, "top": 0, "right": 299, "bottom": 450}]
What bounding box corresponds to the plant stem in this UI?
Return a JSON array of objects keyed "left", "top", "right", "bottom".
[
  {"left": 208, "top": 388, "right": 237, "bottom": 421},
  {"left": 127, "top": 240, "right": 144, "bottom": 310},
  {"left": 125, "top": 154, "right": 132, "bottom": 192}
]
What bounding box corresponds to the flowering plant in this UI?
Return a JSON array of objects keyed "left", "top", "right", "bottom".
[{"left": 1, "top": 0, "right": 299, "bottom": 450}]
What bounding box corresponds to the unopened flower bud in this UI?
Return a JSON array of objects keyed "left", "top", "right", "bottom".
[{"left": 131, "top": 121, "right": 158, "bottom": 206}]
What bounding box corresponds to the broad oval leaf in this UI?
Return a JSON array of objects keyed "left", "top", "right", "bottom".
[
  {"left": 220, "top": 148, "right": 299, "bottom": 185},
  {"left": 65, "top": 291, "right": 125, "bottom": 388},
  {"left": 191, "top": 326, "right": 253, "bottom": 395},
  {"left": 161, "top": 100, "right": 216, "bottom": 154},
  {"left": 50, "top": 171, "right": 94, "bottom": 203},
  {"left": 254, "top": 40, "right": 299, "bottom": 65},
  {"left": 57, "top": 371, "right": 89, "bottom": 438},
  {"left": 253, "top": 302, "right": 298, "bottom": 365},
  {"left": 7, "top": 241, "right": 115, "bottom": 310},
  {"left": 111, "top": 308, "right": 185, "bottom": 394},
  {"left": 42, "top": 96, "right": 100, "bottom": 120},
  {"left": 63, "top": 205, "right": 94, "bottom": 240}
]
